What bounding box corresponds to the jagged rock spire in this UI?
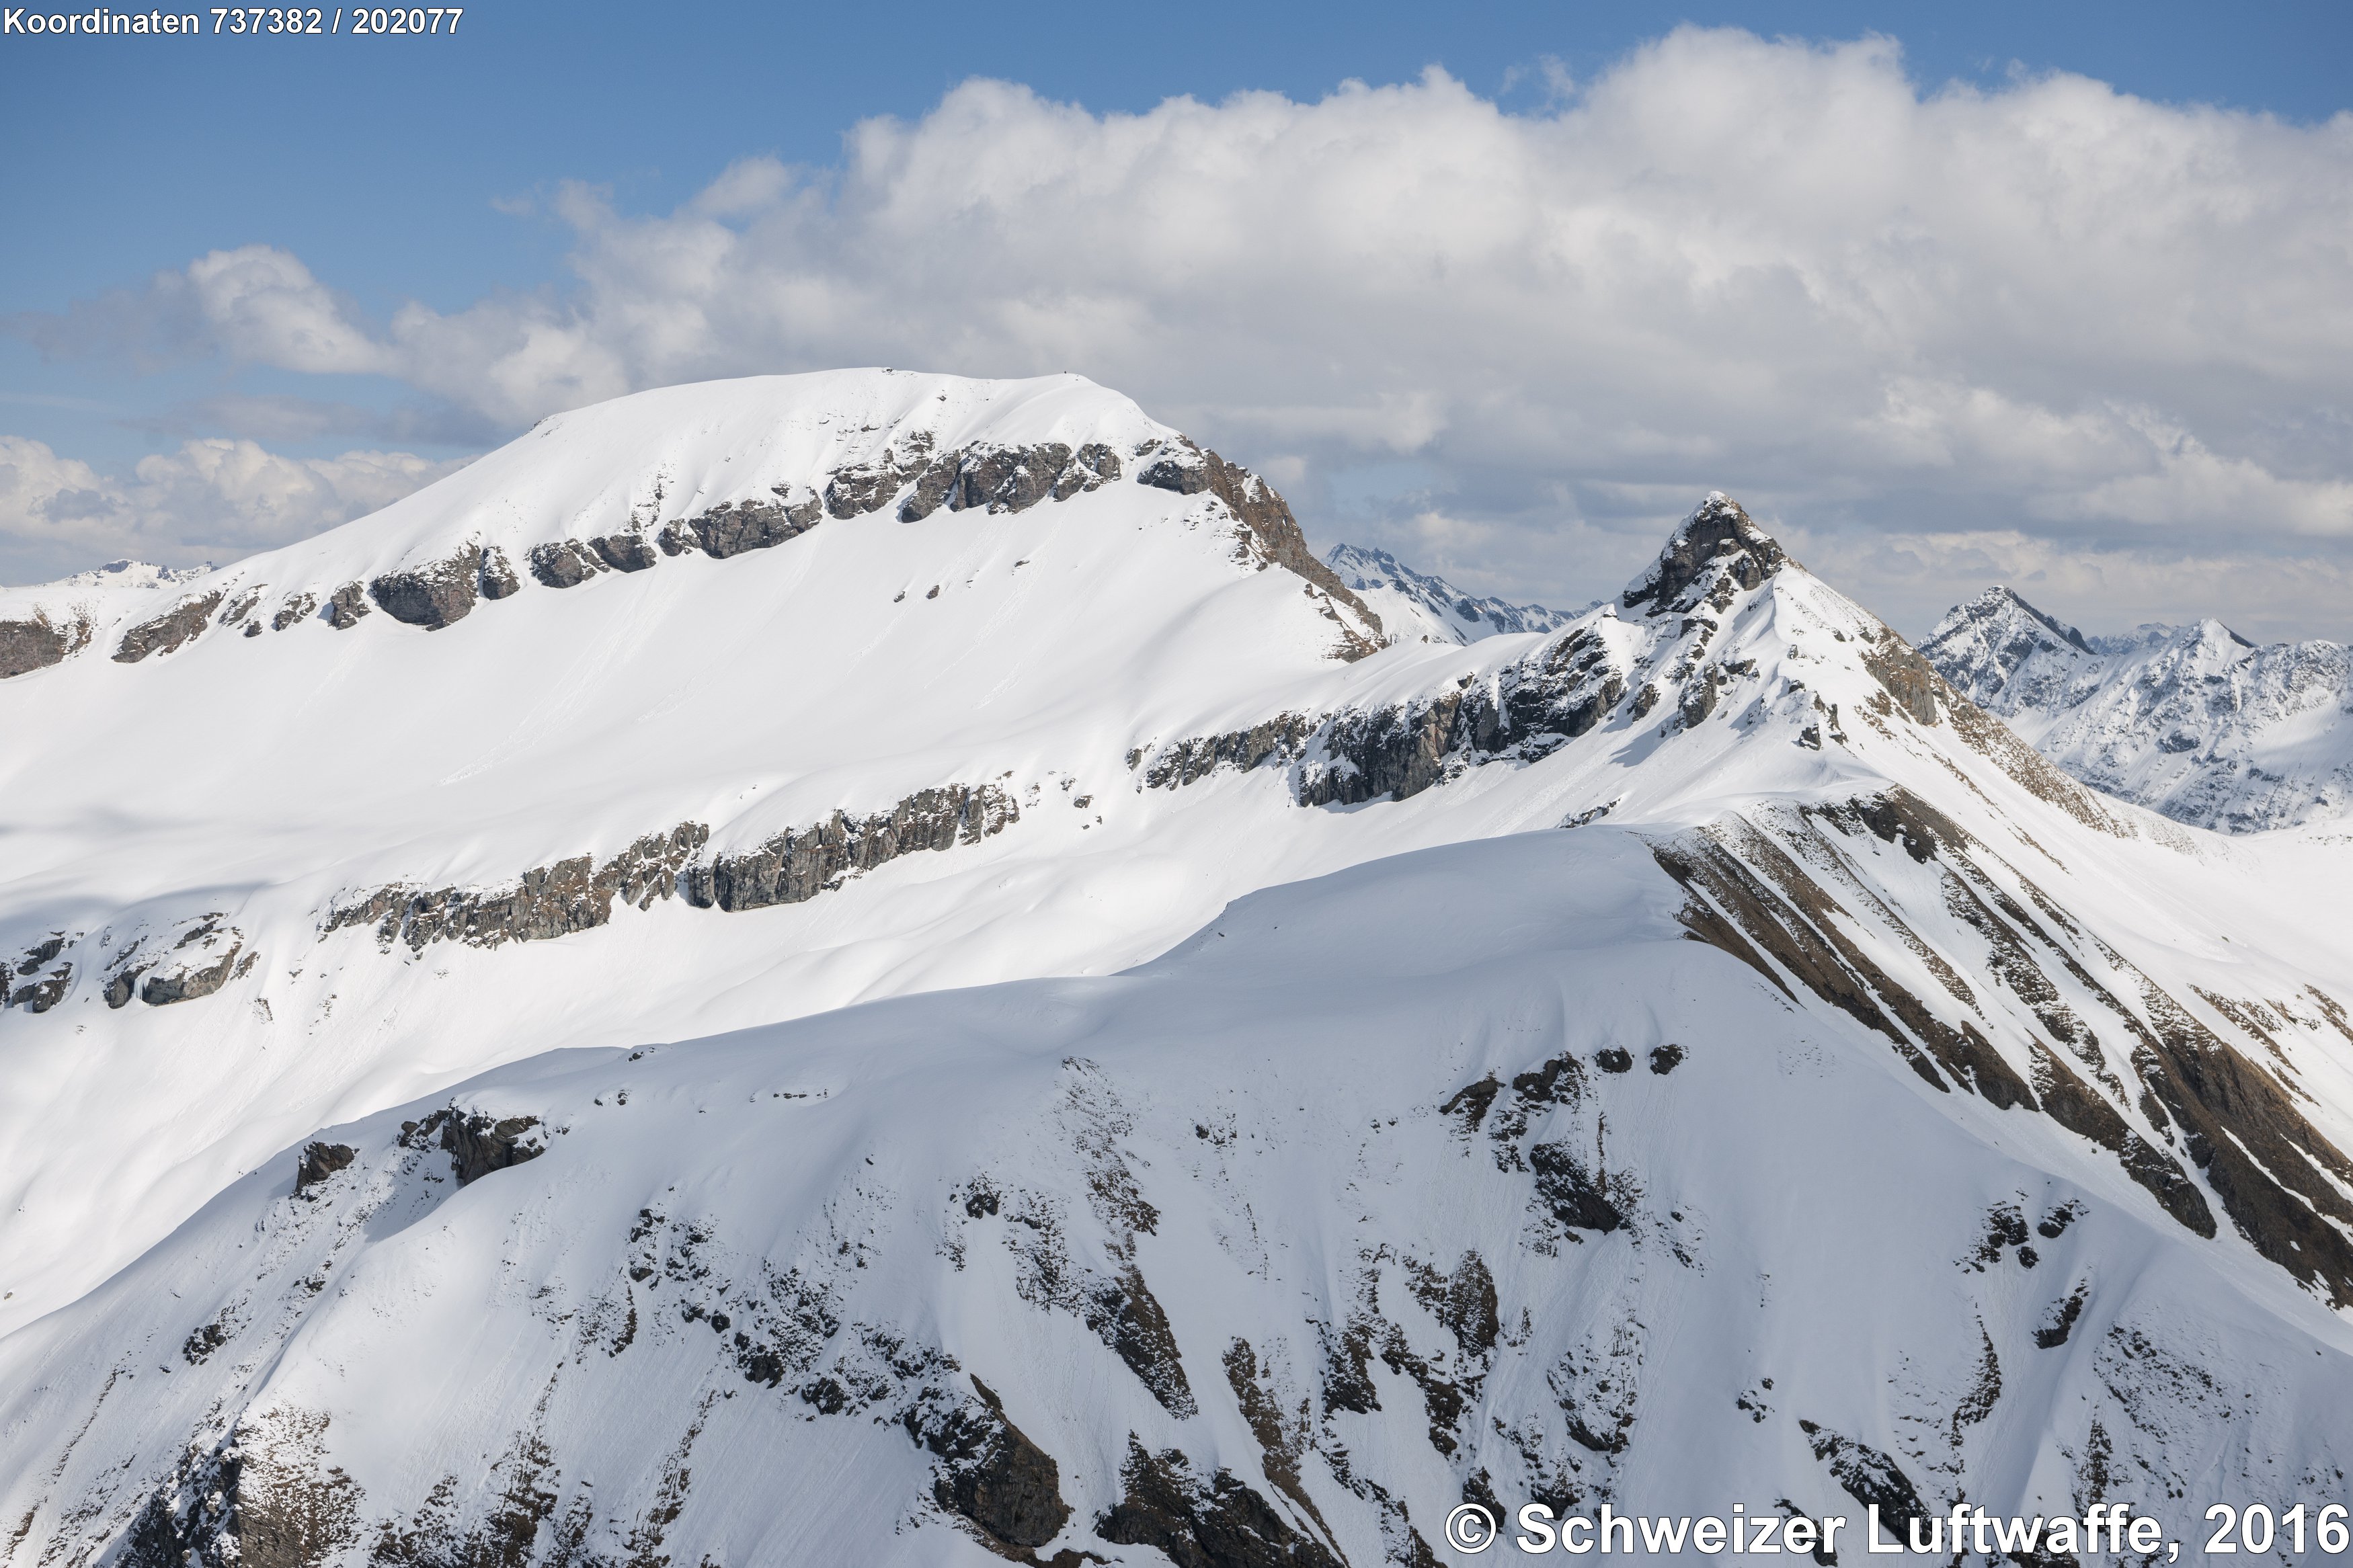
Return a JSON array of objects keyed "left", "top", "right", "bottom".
[{"left": 1620, "top": 493, "right": 1790, "bottom": 618}]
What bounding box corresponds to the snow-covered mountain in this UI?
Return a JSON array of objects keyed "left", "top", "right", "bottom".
[
  {"left": 4, "top": 373, "right": 2352, "bottom": 1568},
  {"left": 1324, "top": 541, "right": 1581, "bottom": 645},
  {"left": 0, "top": 558, "right": 209, "bottom": 679},
  {"left": 1921, "top": 585, "right": 2353, "bottom": 832}
]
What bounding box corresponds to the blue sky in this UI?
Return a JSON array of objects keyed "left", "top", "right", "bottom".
[{"left": 3, "top": 1, "right": 2350, "bottom": 634}]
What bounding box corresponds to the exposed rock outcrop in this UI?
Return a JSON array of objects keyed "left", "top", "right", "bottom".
[
  {"left": 114, "top": 590, "right": 227, "bottom": 663},
  {"left": 527, "top": 540, "right": 604, "bottom": 588},
  {"left": 910, "top": 1376, "right": 1074, "bottom": 1557},
  {"left": 141, "top": 941, "right": 247, "bottom": 1006},
  {"left": 368, "top": 546, "right": 483, "bottom": 630},
  {"left": 436, "top": 1111, "right": 544, "bottom": 1186},
  {"left": 122, "top": 1411, "right": 361, "bottom": 1568},
  {"left": 1620, "top": 492, "right": 1788, "bottom": 618},
  {"left": 327, "top": 823, "right": 709, "bottom": 952},
  {"left": 324, "top": 583, "right": 370, "bottom": 629},
  {"left": 477, "top": 546, "right": 520, "bottom": 600},
  {"left": 294, "top": 1141, "right": 356, "bottom": 1194},
  {"left": 1138, "top": 437, "right": 1381, "bottom": 657},
  {"left": 658, "top": 490, "right": 826, "bottom": 559},
  {"left": 1096, "top": 1438, "right": 1341, "bottom": 1568},
  {"left": 1143, "top": 622, "right": 1629, "bottom": 804},
  {"left": 688, "top": 784, "right": 1019, "bottom": 913},
  {"left": 7, "top": 962, "right": 71, "bottom": 1012},
  {"left": 0, "top": 614, "right": 75, "bottom": 677},
  {"left": 590, "top": 532, "right": 659, "bottom": 573}
]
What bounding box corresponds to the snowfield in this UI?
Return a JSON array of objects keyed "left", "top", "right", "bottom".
[{"left": 2, "top": 371, "right": 2350, "bottom": 1567}]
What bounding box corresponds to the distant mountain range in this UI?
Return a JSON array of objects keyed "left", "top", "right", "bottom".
[
  {"left": 1322, "top": 542, "right": 1584, "bottom": 644},
  {"left": 1921, "top": 586, "right": 2352, "bottom": 832}
]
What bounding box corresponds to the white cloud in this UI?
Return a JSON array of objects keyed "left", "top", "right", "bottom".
[
  {"left": 0, "top": 434, "right": 465, "bottom": 576},
  {"left": 12, "top": 27, "right": 2353, "bottom": 631}
]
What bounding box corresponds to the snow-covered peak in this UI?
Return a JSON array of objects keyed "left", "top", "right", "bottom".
[
  {"left": 44, "top": 559, "right": 210, "bottom": 591},
  {"left": 1322, "top": 542, "right": 1580, "bottom": 645},
  {"left": 1618, "top": 490, "right": 1792, "bottom": 617},
  {"left": 1917, "top": 585, "right": 2098, "bottom": 713},
  {"left": 0, "top": 369, "right": 1384, "bottom": 677}
]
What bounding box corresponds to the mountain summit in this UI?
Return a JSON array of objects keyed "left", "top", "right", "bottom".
[{"left": 4, "top": 381, "right": 2351, "bottom": 1568}]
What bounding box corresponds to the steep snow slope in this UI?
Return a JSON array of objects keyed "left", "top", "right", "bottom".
[
  {"left": 1324, "top": 543, "right": 1579, "bottom": 645},
  {"left": 1923, "top": 586, "right": 2353, "bottom": 831},
  {"left": 5, "top": 375, "right": 2353, "bottom": 1567}
]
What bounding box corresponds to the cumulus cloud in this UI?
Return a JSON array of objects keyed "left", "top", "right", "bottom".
[
  {"left": 11, "top": 26, "right": 2353, "bottom": 633},
  {"left": 0, "top": 434, "right": 465, "bottom": 579}
]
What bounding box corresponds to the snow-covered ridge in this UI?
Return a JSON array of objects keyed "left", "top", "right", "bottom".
[
  {"left": 5, "top": 388, "right": 2353, "bottom": 1568},
  {"left": 1922, "top": 585, "right": 2353, "bottom": 831},
  {"left": 1322, "top": 542, "right": 1579, "bottom": 645},
  {"left": 0, "top": 370, "right": 1382, "bottom": 675}
]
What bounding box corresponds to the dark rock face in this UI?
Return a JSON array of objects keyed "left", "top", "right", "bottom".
[
  {"left": 270, "top": 593, "right": 316, "bottom": 630},
  {"left": 294, "top": 1141, "right": 356, "bottom": 1194},
  {"left": 897, "top": 439, "right": 1121, "bottom": 522},
  {"left": 477, "top": 546, "right": 521, "bottom": 600},
  {"left": 329, "top": 823, "right": 709, "bottom": 952},
  {"left": 0, "top": 616, "right": 73, "bottom": 677},
  {"left": 434, "top": 1111, "right": 544, "bottom": 1186},
  {"left": 323, "top": 583, "right": 370, "bottom": 629},
  {"left": 590, "top": 532, "right": 660, "bottom": 573},
  {"left": 1621, "top": 493, "right": 1789, "bottom": 618},
  {"left": 1096, "top": 1438, "right": 1341, "bottom": 1568},
  {"left": 1862, "top": 637, "right": 1943, "bottom": 727},
  {"left": 1088, "top": 1266, "right": 1196, "bottom": 1416},
  {"left": 1798, "top": 1421, "right": 1929, "bottom": 1542},
  {"left": 829, "top": 433, "right": 939, "bottom": 519},
  {"left": 914, "top": 1376, "right": 1074, "bottom": 1554},
  {"left": 1145, "top": 622, "right": 1629, "bottom": 806},
  {"left": 1529, "top": 1143, "right": 1627, "bottom": 1233},
  {"left": 8, "top": 964, "right": 71, "bottom": 1012},
  {"left": 688, "top": 784, "right": 1019, "bottom": 913},
  {"left": 141, "top": 942, "right": 243, "bottom": 1005},
  {"left": 658, "top": 491, "right": 825, "bottom": 559},
  {"left": 368, "top": 546, "right": 483, "bottom": 630},
  {"left": 114, "top": 590, "right": 227, "bottom": 663},
  {"left": 526, "top": 540, "right": 604, "bottom": 588},
  {"left": 104, "top": 966, "right": 143, "bottom": 1007},
  {"left": 122, "top": 1413, "right": 360, "bottom": 1568}
]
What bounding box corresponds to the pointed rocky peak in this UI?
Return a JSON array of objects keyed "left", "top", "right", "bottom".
[
  {"left": 1620, "top": 493, "right": 1791, "bottom": 618},
  {"left": 1926, "top": 587, "right": 2094, "bottom": 657}
]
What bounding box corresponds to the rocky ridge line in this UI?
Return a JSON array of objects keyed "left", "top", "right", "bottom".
[{"left": 83, "top": 430, "right": 1380, "bottom": 667}]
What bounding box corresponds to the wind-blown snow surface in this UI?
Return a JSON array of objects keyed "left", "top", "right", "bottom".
[
  {"left": 1922, "top": 585, "right": 2353, "bottom": 832},
  {"left": 3, "top": 376, "right": 2353, "bottom": 1567},
  {"left": 1323, "top": 542, "right": 1579, "bottom": 645}
]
